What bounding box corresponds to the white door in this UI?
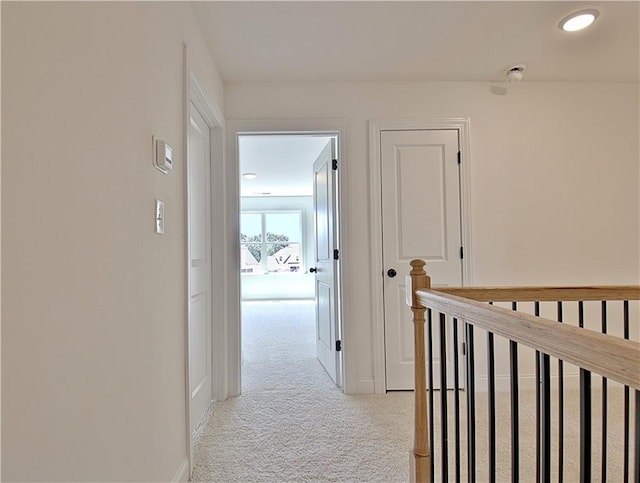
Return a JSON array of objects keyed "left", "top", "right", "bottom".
[
  {"left": 188, "top": 103, "right": 213, "bottom": 436},
  {"left": 313, "top": 139, "right": 340, "bottom": 384},
  {"left": 381, "top": 129, "right": 463, "bottom": 390}
]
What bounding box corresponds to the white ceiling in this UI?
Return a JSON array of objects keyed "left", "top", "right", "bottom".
[
  {"left": 192, "top": 1, "right": 639, "bottom": 83},
  {"left": 239, "top": 135, "right": 332, "bottom": 197},
  {"left": 195, "top": 1, "right": 639, "bottom": 197}
]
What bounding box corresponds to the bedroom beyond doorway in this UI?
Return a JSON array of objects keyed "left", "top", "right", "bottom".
[{"left": 237, "top": 133, "right": 343, "bottom": 387}]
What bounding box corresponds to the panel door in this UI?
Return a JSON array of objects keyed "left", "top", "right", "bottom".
[
  {"left": 188, "top": 103, "right": 213, "bottom": 435},
  {"left": 313, "top": 139, "right": 339, "bottom": 384},
  {"left": 381, "top": 129, "right": 462, "bottom": 390}
]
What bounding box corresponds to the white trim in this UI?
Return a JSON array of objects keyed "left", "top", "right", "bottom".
[
  {"left": 184, "top": 44, "right": 226, "bottom": 478},
  {"left": 226, "top": 119, "right": 353, "bottom": 393},
  {"left": 368, "top": 118, "right": 473, "bottom": 394},
  {"left": 182, "top": 44, "right": 192, "bottom": 481},
  {"left": 225, "top": 122, "right": 242, "bottom": 397},
  {"left": 354, "top": 377, "right": 375, "bottom": 394},
  {"left": 192, "top": 400, "right": 216, "bottom": 443},
  {"left": 171, "top": 457, "right": 190, "bottom": 483}
]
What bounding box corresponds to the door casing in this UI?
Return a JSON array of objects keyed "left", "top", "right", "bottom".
[
  {"left": 368, "top": 118, "right": 473, "bottom": 395},
  {"left": 226, "top": 119, "right": 349, "bottom": 395},
  {"left": 184, "top": 45, "right": 225, "bottom": 478},
  {"left": 187, "top": 101, "right": 213, "bottom": 435}
]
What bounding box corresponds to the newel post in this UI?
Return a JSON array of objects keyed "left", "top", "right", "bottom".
[{"left": 409, "top": 259, "right": 431, "bottom": 483}]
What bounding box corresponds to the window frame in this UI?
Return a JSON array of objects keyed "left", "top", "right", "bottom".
[{"left": 240, "top": 209, "right": 304, "bottom": 275}]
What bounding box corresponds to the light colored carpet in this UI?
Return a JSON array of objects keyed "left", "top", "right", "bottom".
[
  {"left": 192, "top": 301, "right": 413, "bottom": 482},
  {"left": 192, "top": 301, "right": 633, "bottom": 482}
]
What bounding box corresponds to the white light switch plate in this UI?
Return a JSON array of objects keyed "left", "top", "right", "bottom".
[{"left": 155, "top": 199, "right": 165, "bottom": 235}]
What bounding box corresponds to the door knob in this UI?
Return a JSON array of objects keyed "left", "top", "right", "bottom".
[
  {"left": 387, "top": 268, "right": 397, "bottom": 278},
  {"left": 309, "top": 267, "right": 317, "bottom": 273}
]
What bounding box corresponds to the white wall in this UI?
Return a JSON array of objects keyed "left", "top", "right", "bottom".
[
  {"left": 241, "top": 196, "right": 315, "bottom": 300},
  {"left": 2, "top": 2, "right": 224, "bottom": 481},
  {"left": 225, "top": 80, "right": 639, "bottom": 393}
]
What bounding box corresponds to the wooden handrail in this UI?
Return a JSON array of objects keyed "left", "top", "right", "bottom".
[
  {"left": 416, "top": 288, "right": 640, "bottom": 390},
  {"left": 435, "top": 285, "right": 640, "bottom": 302},
  {"left": 408, "top": 260, "right": 639, "bottom": 483}
]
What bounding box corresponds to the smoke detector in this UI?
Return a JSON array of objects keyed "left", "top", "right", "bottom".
[{"left": 505, "top": 65, "right": 526, "bottom": 82}]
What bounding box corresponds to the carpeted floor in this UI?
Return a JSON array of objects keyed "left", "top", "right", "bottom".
[
  {"left": 191, "top": 301, "right": 633, "bottom": 482},
  {"left": 192, "top": 301, "right": 413, "bottom": 482}
]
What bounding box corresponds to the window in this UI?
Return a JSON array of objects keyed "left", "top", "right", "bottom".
[{"left": 240, "top": 211, "right": 303, "bottom": 275}]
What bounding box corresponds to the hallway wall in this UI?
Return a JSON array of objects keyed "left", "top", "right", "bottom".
[
  {"left": 225, "top": 80, "right": 639, "bottom": 393},
  {"left": 2, "top": 3, "right": 224, "bottom": 481}
]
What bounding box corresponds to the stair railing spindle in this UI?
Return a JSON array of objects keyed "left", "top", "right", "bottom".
[
  {"left": 452, "top": 317, "right": 461, "bottom": 482},
  {"left": 510, "top": 302, "right": 520, "bottom": 483},
  {"left": 557, "top": 301, "right": 565, "bottom": 483},
  {"left": 439, "top": 313, "right": 449, "bottom": 482},
  {"left": 623, "top": 301, "right": 630, "bottom": 482}
]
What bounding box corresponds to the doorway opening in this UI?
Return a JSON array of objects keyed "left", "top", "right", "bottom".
[{"left": 237, "top": 133, "right": 343, "bottom": 391}]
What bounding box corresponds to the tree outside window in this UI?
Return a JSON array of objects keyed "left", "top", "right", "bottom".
[{"left": 240, "top": 211, "right": 302, "bottom": 274}]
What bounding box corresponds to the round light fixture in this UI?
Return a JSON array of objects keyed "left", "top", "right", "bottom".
[
  {"left": 242, "top": 172, "right": 257, "bottom": 180},
  {"left": 560, "top": 9, "right": 599, "bottom": 32}
]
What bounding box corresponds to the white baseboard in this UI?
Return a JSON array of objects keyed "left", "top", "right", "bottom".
[
  {"left": 350, "top": 377, "right": 375, "bottom": 394},
  {"left": 172, "top": 457, "right": 190, "bottom": 483},
  {"left": 192, "top": 400, "right": 216, "bottom": 443}
]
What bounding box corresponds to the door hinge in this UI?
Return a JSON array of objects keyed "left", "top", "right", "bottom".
[
  {"left": 457, "top": 151, "right": 461, "bottom": 164},
  {"left": 460, "top": 246, "right": 464, "bottom": 259},
  {"left": 332, "top": 159, "right": 338, "bottom": 170},
  {"left": 336, "top": 340, "right": 342, "bottom": 352},
  {"left": 462, "top": 342, "right": 466, "bottom": 355},
  {"left": 333, "top": 249, "right": 340, "bottom": 260}
]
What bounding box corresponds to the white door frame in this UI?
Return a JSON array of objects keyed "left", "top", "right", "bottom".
[
  {"left": 183, "top": 45, "right": 225, "bottom": 477},
  {"left": 226, "top": 119, "right": 349, "bottom": 395},
  {"left": 368, "top": 118, "right": 473, "bottom": 394}
]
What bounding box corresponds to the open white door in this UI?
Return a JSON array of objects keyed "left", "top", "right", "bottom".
[{"left": 312, "top": 139, "right": 340, "bottom": 385}]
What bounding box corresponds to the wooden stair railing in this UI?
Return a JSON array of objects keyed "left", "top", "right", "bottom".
[
  {"left": 407, "top": 258, "right": 640, "bottom": 483},
  {"left": 408, "top": 259, "right": 431, "bottom": 483}
]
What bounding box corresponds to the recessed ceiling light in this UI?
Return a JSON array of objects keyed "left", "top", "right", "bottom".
[
  {"left": 560, "top": 9, "right": 599, "bottom": 32},
  {"left": 242, "top": 172, "right": 257, "bottom": 180}
]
